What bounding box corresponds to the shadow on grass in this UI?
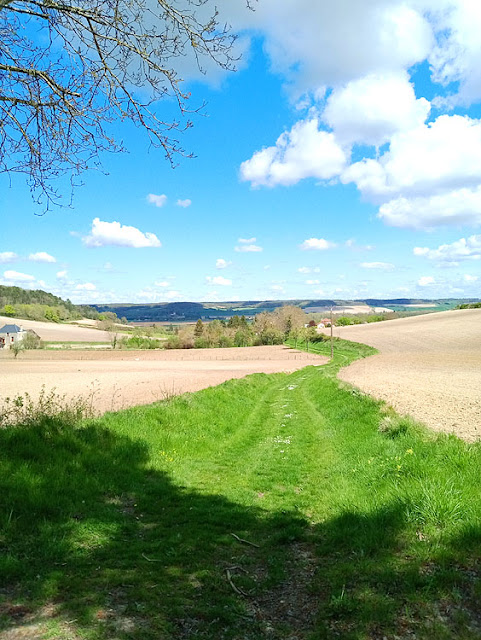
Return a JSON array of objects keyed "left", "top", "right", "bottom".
[{"left": 1, "top": 419, "right": 480, "bottom": 639}]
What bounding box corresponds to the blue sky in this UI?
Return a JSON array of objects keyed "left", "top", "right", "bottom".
[{"left": 1, "top": 0, "right": 481, "bottom": 304}]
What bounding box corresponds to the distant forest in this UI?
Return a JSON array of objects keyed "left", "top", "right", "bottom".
[{"left": 0, "top": 285, "right": 98, "bottom": 323}]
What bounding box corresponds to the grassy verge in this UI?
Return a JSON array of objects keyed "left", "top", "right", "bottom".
[{"left": 1, "top": 340, "right": 481, "bottom": 639}]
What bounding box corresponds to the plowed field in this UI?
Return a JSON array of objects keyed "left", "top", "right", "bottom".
[
  {"left": 0, "top": 346, "right": 326, "bottom": 413},
  {"left": 335, "top": 308, "right": 481, "bottom": 440}
]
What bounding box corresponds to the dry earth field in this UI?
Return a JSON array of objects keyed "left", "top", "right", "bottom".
[
  {"left": 0, "top": 315, "right": 111, "bottom": 342},
  {"left": 0, "top": 346, "right": 326, "bottom": 414},
  {"left": 334, "top": 308, "right": 481, "bottom": 441}
]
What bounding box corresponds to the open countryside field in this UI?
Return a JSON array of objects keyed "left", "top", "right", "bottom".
[
  {"left": 0, "top": 346, "right": 326, "bottom": 413},
  {"left": 3, "top": 338, "right": 481, "bottom": 639},
  {"left": 0, "top": 315, "right": 111, "bottom": 342},
  {"left": 334, "top": 308, "right": 481, "bottom": 441}
]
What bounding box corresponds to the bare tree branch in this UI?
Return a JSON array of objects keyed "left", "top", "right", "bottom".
[{"left": 0, "top": 0, "right": 242, "bottom": 211}]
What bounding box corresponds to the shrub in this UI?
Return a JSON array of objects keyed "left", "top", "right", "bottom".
[
  {"left": 218, "top": 335, "right": 234, "bottom": 348},
  {"left": 164, "top": 336, "right": 182, "bottom": 350},
  {"left": 22, "top": 332, "right": 43, "bottom": 349}
]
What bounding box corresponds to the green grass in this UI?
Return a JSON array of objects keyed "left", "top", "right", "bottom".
[{"left": 1, "top": 339, "right": 481, "bottom": 638}]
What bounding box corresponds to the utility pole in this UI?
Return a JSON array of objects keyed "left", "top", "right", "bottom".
[{"left": 330, "top": 306, "right": 334, "bottom": 359}]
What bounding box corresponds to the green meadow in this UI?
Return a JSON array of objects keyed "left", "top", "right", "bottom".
[{"left": 1, "top": 339, "right": 481, "bottom": 639}]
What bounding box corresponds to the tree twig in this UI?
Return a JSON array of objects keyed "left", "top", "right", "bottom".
[{"left": 231, "top": 533, "right": 260, "bottom": 548}]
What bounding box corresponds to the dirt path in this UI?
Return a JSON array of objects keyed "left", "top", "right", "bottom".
[
  {"left": 0, "top": 346, "right": 326, "bottom": 414},
  {"left": 335, "top": 309, "right": 481, "bottom": 441}
]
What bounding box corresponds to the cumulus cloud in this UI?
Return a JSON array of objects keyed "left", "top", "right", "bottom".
[
  {"left": 306, "top": 279, "right": 320, "bottom": 284},
  {"left": 176, "top": 198, "right": 192, "bottom": 208},
  {"left": 298, "top": 266, "right": 321, "bottom": 274},
  {"left": 464, "top": 274, "right": 479, "bottom": 282},
  {"left": 75, "top": 282, "right": 96, "bottom": 291},
  {"left": 154, "top": 280, "right": 170, "bottom": 287},
  {"left": 360, "top": 262, "right": 395, "bottom": 270},
  {"left": 0, "top": 252, "right": 18, "bottom": 264},
  {"left": 427, "top": 0, "right": 481, "bottom": 106},
  {"left": 342, "top": 115, "right": 481, "bottom": 228},
  {"left": 413, "top": 235, "right": 481, "bottom": 263},
  {"left": 216, "top": 258, "right": 231, "bottom": 269},
  {"left": 418, "top": 276, "right": 435, "bottom": 286},
  {"left": 323, "top": 72, "right": 430, "bottom": 147},
  {"left": 3, "top": 270, "right": 35, "bottom": 282},
  {"left": 206, "top": 276, "right": 232, "bottom": 286},
  {"left": 240, "top": 118, "right": 347, "bottom": 187},
  {"left": 56, "top": 270, "right": 68, "bottom": 280},
  {"left": 28, "top": 252, "right": 56, "bottom": 263},
  {"left": 300, "top": 238, "right": 336, "bottom": 251},
  {"left": 83, "top": 218, "right": 161, "bottom": 248},
  {"left": 230, "top": 1, "right": 432, "bottom": 94},
  {"left": 238, "top": 237, "right": 256, "bottom": 244},
  {"left": 235, "top": 244, "right": 263, "bottom": 253},
  {"left": 147, "top": 193, "right": 167, "bottom": 208}
]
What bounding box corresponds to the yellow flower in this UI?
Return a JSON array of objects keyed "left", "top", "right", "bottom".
[
  {"left": 396, "top": 465, "right": 402, "bottom": 471},
  {"left": 406, "top": 449, "right": 414, "bottom": 455}
]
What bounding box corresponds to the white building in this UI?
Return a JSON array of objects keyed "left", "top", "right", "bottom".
[{"left": 0, "top": 324, "right": 27, "bottom": 349}]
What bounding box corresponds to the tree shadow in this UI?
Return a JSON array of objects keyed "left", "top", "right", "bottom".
[{"left": 1, "top": 419, "right": 480, "bottom": 639}]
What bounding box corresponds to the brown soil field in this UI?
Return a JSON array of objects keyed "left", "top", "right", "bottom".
[
  {"left": 334, "top": 308, "right": 481, "bottom": 441},
  {"left": 0, "top": 346, "right": 326, "bottom": 414},
  {"left": 0, "top": 315, "right": 111, "bottom": 342}
]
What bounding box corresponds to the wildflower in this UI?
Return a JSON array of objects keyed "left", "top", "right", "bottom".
[
  {"left": 397, "top": 465, "right": 402, "bottom": 471},
  {"left": 405, "top": 448, "right": 414, "bottom": 455}
]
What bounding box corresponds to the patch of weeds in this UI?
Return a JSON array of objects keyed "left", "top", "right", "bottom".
[{"left": 0, "top": 386, "right": 95, "bottom": 429}]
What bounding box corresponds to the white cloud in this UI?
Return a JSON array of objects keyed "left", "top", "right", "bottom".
[
  {"left": 76, "top": 282, "right": 96, "bottom": 291},
  {"left": 271, "top": 284, "right": 285, "bottom": 292},
  {"left": 413, "top": 235, "right": 481, "bottom": 263},
  {"left": 164, "top": 290, "right": 181, "bottom": 300},
  {"left": 3, "top": 270, "right": 35, "bottom": 282},
  {"left": 235, "top": 244, "right": 263, "bottom": 253},
  {"left": 240, "top": 118, "right": 347, "bottom": 187},
  {"left": 323, "top": 72, "right": 430, "bottom": 147},
  {"left": 298, "top": 266, "right": 321, "bottom": 273},
  {"left": 464, "top": 274, "right": 479, "bottom": 283},
  {"left": 343, "top": 115, "right": 481, "bottom": 228},
  {"left": 103, "top": 262, "right": 113, "bottom": 270},
  {"left": 216, "top": 258, "right": 231, "bottom": 269},
  {"left": 418, "top": 276, "right": 435, "bottom": 286},
  {"left": 154, "top": 280, "right": 169, "bottom": 287},
  {"left": 206, "top": 276, "right": 232, "bottom": 286},
  {"left": 176, "top": 198, "right": 192, "bottom": 208},
  {"left": 0, "top": 252, "right": 18, "bottom": 264},
  {"left": 56, "top": 270, "right": 68, "bottom": 280},
  {"left": 427, "top": 1, "right": 481, "bottom": 106},
  {"left": 28, "top": 252, "right": 56, "bottom": 263},
  {"left": 300, "top": 238, "right": 336, "bottom": 251},
  {"left": 82, "top": 218, "right": 161, "bottom": 248},
  {"left": 238, "top": 237, "right": 256, "bottom": 244},
  {"left": 306, "top": 279, "right": 320, "bottom": 284},
  {"left": 360, "top": 262, "right": 395, "bottom": 270},
  {"left": 379, "top": 188, "right": 481, "bottom": 229},
  {"left": 231, "top": 1, "right": 432, "bottom": 94},
  {"left": 147, "top": 193, "right": 167, "bottom": 208}
]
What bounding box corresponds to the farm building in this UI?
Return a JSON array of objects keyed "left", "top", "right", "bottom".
[{"left": 0, "top": 324, "right": 27, "bottom": 349}]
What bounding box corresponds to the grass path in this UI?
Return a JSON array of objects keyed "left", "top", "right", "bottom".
[{"left": 1, "top": 340, "right": 481, "bottom": 639}]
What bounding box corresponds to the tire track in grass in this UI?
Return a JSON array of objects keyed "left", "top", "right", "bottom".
[{"left": 208, "top": 368, "right": 341, "bottom": 517}]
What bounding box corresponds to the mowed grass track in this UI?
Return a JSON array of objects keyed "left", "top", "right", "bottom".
[{"left": 1, "top": 340, "right": 481, "bottom": 639}]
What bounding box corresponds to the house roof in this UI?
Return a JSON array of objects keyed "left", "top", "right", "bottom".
[{"left": 0, "top": 324, "right": 23, "bottom": 334}]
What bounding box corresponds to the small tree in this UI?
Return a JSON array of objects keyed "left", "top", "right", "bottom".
[
  {"left": 194, "top": 319, "right": 204, "bottom": 337},
  {"left": 11, "top": 340, "right": 23, "bottom": 358},
  {"left": 3, "top": 304, "right": 15, "bottom": 317}
]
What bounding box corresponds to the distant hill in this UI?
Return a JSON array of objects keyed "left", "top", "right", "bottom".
[
  {"left": 93, "top": 298, "right": 479, "bottom": 322},
  {"left": 0, "top": 285, "right": 99, "bottom": 323}
]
